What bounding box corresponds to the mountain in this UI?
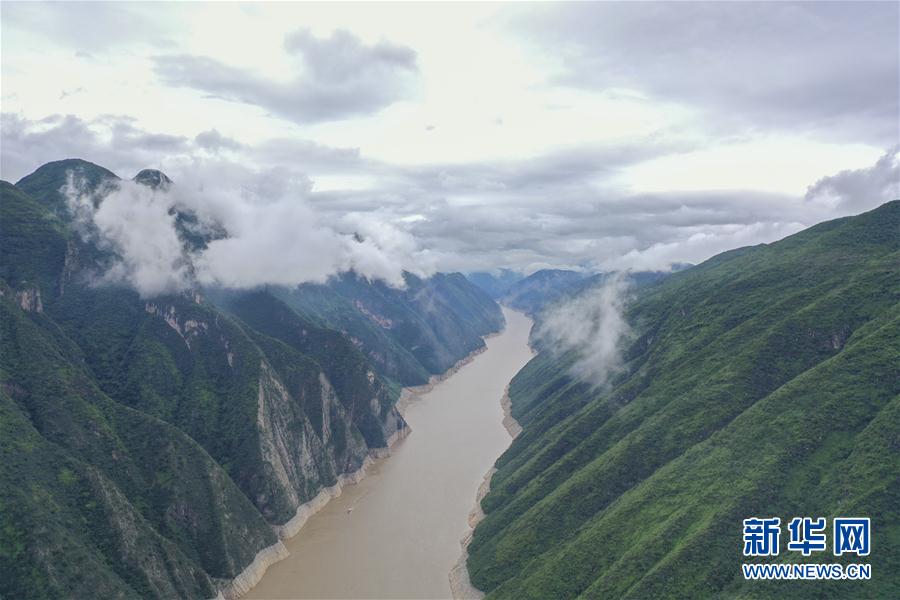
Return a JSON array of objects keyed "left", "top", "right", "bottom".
[
  {"left": 16, "top": 158, "right": 119, "bottom": 216},
  {"left": 133, "top": 168, "right": 173, "bottom": 190},
  {"left": 267, "top": 271, "right": 504, "bottom": 386},
  {"left": 0, "top": 160, "right": 502, "bottom": 599},
  {"left": 466, "top": 269, "right": 526, "bottom": 299},
  {"left": 501, "top": 269, "right": 589, "bottom": 315},
  {"left": 502, "top": 267, "right": 687, "bottom": 318},
  {"left": 467, "top": 201, "right": 900, "bottom": 598}
]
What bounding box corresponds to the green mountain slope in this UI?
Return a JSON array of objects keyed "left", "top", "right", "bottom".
[
  {"left": 1, "top": 290, "right": 274, "bottom": 599},
  {"left": 0, "top": 159, "right": 502, "bottom": 599},
  {"left": 273, "top": 270, "right": 504, "bottom": 385},
  {"left": 0, "top": 176, "right": 400, "bottom": 597},
  {"left": 503, "top": 267, "right": 689, "bottom": 321},
  {"left": 16, "top": 158, "right": 119, "bottom": 216},
  {"left": 467, "top": 201, "right": 900, "bottom": 599}
]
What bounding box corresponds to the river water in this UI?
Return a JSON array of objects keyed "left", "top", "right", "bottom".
[{"left": 245, "top": 307, "right": 533, "bottom": 599}]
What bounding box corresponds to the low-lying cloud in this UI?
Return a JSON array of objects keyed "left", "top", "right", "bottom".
[
  {"left": 5, "top": 113, "right": 897, "bottom": 282},
  {"left": 61, "top": 168, "right": 430, "bottom": 298},
  {"left": 536, "top": 274, "right": 632, "bottom": 387},
  {"left": 804, "top": 145, "right": 900, "bottom": 213},
  {"left": 63, "top": 174, "right": 192, "bottom": 296}
]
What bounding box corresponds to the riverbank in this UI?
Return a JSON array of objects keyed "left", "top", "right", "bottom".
[
  {"left": 224, "top": 329, "right": 504, "bottom": 599},
  {"left": 448, "top": 466, "right": 495, "bottom": 599},
  {"left": 240, "top": 307, "right": 532, "bottom": 600},
  {"left": 449, "top": 339, "right": 535, "bottom": 599},
  {"left": 220, "top": 448, "right": 390, "bottom": 598}
]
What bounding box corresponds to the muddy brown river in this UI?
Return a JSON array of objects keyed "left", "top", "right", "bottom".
[{"left": 244, "top": 307, "right": 533, "bottom": 599}]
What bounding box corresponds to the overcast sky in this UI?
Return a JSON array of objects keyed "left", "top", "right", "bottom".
[{"left": 2, "top": 1, "right": 898, "bottom": 278}]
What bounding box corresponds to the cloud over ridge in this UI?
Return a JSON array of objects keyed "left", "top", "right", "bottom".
[{"left": 61, "top": 167, "right": 431, "bottom": 298}]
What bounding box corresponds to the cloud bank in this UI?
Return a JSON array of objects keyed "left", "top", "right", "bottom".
[
  {"left": 804, "top": 146, "right": 900, "bottom": 213},
  {"left": 4, "top": 113, "right": 897, "bottom": 283},
  {"left": 63, "top": 174, "right": 191, "bottom": 296},
  {"left": 61, "top": 167, "right": 430, "bottom": 298}
]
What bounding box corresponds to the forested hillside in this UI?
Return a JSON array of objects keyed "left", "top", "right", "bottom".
[
  {"left": 468, "top": 201, "right": 900, "bottom": 599},
  {"left": 271, "top": 270, "right": 504, "bottom": 386},
  {"left": 0, "top": 159, "right": 503, "bottom": 598},
  {"left": 500, "top": 268, "right": 684, "bottom": 318}
]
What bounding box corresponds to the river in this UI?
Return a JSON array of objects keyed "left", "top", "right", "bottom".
[{"left": 244, "top": 307, "right": 533, "bottom": 599}]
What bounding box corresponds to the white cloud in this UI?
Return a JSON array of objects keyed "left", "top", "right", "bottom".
[
  {"left": 536, "top": 274, "right": 632, "bottom": 387},
  {"left": 2, "top": 3, "right": 897, "bottom": 283},
  {"left": 62, "top": 175, "right": 191, "bottom": 297},
  {"left": 599, "top": 222, "right": 807, "bottom": 273},
  {"left": 804, "top": 146, "right": 900, "bottom": 213},
  {"left": 60, "top": 164, "right": 430, "bottom": 297},
  {"left": 153, "top": 29, "right": 419, "bottom": 124}
]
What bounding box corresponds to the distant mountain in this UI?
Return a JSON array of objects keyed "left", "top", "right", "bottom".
[
  {"left": 502, "top": 267, "right": 689, "bottom": 317},
  {"left": 466, "top": 269, "right": 525, "bottom": 299},
  {"left": 265, "top": 271, "right": 504, "bottom": 386},
  {"left": 0, "top": 160, "right": 503, "bottom": 599},
  {"left": 467, "top": 201, "right": 900, "bottom": 599},
  {"left": 502, "top": 269, "right": 590, "bottom": 314}
]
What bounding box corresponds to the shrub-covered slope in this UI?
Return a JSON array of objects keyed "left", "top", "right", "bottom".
[
  {"left": 274, "top": 270, "right": 505, "bottom": 385},
  {"left": 1, "top": 295, "right": 274, "bottom": 598},
  {"left": 0, "top": 159, "right": 501, "bottom": 598},
  {"left": 0, "top": 172, "right": 405, "bottom": 597},
  {"left": 468, "top": 201, "right": 900, "bottom": 599}
]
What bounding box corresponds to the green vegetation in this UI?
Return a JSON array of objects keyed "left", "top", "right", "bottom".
[
  {"left": 275, "top": 270, "right": 505, "bottom": 385},
  {"left": 15, "top": 158, "right": 118, "bottom": 215},
  {"left": 501, "top": 268, "right": 680, "bottom": 317},
  {"left": 0, "top": 181, "right": 69, "bottom": 295},
  {"left": 0, "top": 159, "right": 504, "bottom": 599},
  {"left": 468, "top": 201, "right": 900, "bottom": 598}
]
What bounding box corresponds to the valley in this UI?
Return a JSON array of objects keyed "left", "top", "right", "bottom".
[
  {"left": 2, "top": 4, "right": 898, "bottom": 598},
  {"left": 244, "top": 308, "right": 534, "bottom": 599}
]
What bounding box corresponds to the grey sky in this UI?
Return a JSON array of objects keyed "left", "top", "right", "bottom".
[
  {"left": 154, "top": 29, "right": 419, "bottom": 124},
  {"left": 512, "top": 2, "right": 899, "bottom": 145},
  {"left": 2, "top": 2, "right": 897, "bottom": 280}
]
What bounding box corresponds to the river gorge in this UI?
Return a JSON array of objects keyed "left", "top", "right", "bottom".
[{"left": 243, "top": 307, "right": 533, "bottom": 599}]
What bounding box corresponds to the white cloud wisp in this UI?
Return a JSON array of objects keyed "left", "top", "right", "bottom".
[{"left": 536, "top": 274, "right": 633, "bottom": 387}]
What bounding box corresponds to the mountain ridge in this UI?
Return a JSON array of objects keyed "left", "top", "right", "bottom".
[
  {"left": 467, "top": 200, "right": 900, "bottom": 599},
  {"left": 0, "top": 161, "right": 504, "bottom": 599}
]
